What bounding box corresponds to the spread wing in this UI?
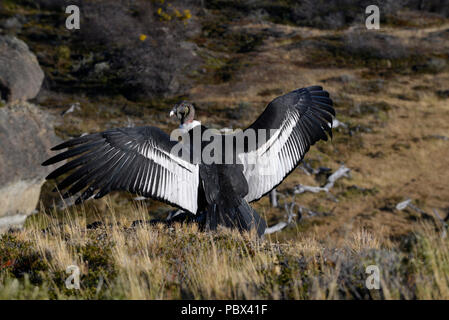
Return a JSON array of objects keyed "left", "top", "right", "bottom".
[
  {"left": 42, "top": 126, "right": 199, "bottom": 214},
  {"left": 238, "top": 86, "right": 335, "bottom": 202}
]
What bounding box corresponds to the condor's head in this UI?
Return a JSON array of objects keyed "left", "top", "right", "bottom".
[{"left": 170, "top": 101, "right": 195, "bottom": 126}]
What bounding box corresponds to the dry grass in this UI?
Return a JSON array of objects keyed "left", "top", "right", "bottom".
[{"left": 1, "top": 201, "right": 449, "bottom": 300}]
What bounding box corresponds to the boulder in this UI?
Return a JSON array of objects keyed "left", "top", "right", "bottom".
[
  {"left": 0, "top": 102, "right": 60, "bottom": 231},
  {"left": 0, "top": 35, "right": 44, "bottom": 103}
]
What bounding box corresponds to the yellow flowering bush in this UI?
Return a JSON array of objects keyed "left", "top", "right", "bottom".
[{"left": 153, "top": 1, "right": 192, "bottom": 22}]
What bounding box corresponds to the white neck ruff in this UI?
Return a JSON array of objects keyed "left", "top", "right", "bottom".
[{"left": 180, "top": 120, "right": 201, "bottom": 131}]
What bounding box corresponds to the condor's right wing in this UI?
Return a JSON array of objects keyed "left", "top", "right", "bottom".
[{"left": 42, "top": 126, "right": 200, "bottom": 214}]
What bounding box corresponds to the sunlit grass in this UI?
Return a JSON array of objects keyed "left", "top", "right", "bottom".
[{"left": 1, "top": 200, "right": 449, "bottom": 300}]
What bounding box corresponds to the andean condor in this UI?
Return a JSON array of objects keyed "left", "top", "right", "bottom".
[{"left": 42, "top": 86, "right": 335, "bottom": 236}]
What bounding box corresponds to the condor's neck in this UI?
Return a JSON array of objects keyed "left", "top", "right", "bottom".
[{"left": 180, "top": 120, "right": 201, "bottom": 131}]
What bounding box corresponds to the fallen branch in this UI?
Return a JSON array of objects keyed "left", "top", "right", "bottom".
[
  {"left": 297, "top": 161, "right": 332, "bottom": 176},
  {"left": 396, "top": 199, "right": 447, "bottom": 238},
  {"left": 395, "top": 198, "right": 433, "bottom": 219},
  {"left": 265, "top": 166, "right": 349, "bottom": 235},
  {"left": 264, "top": 203, "right": 332, "bottom": 235},
  {"left": 325, "top": 166, "right": 351, "bottom": 189},
  {"left": 264, "top": 221, "right": 288, "bottom": 234},
  {"left": 294, "top": 185, "right": 328, "bottom": 194},
  {"left": 298, "top": 160, "right": 318, "bottom": 175},
  {"left": 294, "top": 165, "right": 350, "bottom": 195}
]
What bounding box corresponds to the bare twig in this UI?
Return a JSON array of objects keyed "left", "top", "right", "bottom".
[
  {"left": 265, "top": 194, "right": 297, "bottom": 235},
  {"left": 298, "top": 165, "right": 312, "bottom": 175},
  {"left": 332, "top": 118, "right": 348, "bottom": 129},
  {"left": 298, "top": 160, "right": 322, "bottom": 175},
  {"left": 298, "top": 206, "right": 332, "bottom": 218},
  {"left": 270, "top": 189, "right": 278, "bottom": 208},
  {"left": 61, "top": 102, "right": 80, "bottom": 116},
  {"left": 126, "top": 116, "right": 135, "bottom": 128},
  {"left": 407, "top": 203, "right": 431, "bottom": 218},
  {"left": 166, "top": 209, "right": 184, "bottom": 221},
  {"left": 294, "top": 185, "right": 328, "bottom": 194},
  {"left": 432, "top": 208, "right": 448, "bottom": 239},
  {"left": 428, "top": 135, "right": 449, "bottom": 141},
  {"left": 395, "top": 199, "right": 412, "bottom": 211}
]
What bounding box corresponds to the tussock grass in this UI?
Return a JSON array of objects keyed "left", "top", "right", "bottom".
[{"left": 1, "top": 201, "right": 449, "bottom": 300}]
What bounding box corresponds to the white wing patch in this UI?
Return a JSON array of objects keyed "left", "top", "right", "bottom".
[
  {"left": 138, "top": 140, "right": 199, "bottom": 214},
  {"left": 239, "top": 110, "right": 304, "bottom": 202}
]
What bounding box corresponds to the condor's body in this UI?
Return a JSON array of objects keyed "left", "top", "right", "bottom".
[{"left": 43, "top": 86, "right": 335, "bottom": 236}]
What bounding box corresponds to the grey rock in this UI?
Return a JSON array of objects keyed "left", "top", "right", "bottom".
[
  {"left": 0, "top": 102, "right": 60, "bottom": 231},
  {"left": 0, "top": 35, "right": 45, "bottom": 103},
  {"left": 78, "top": 1, "right": 202, "bottom": 99},
  {"left": 93, "top": 62, "right": 110, "bottom": 74},
  {"left": 0, "top": 16, "right": 23, "bottom": 30}
]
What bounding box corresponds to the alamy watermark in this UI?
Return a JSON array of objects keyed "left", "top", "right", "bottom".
[
  {"left": 65, "top": 265, "right": 80, "bottom": 290},
  {"left": 365, "top": 265, "right": 380, "bottom": 290},
  {"left": 65, "top": 5, "right": 80, "bottom": 30},
  {"left": 65, "top": 4, "right": 381, "bottom": 31},
  {"left": 366, "top": 5, "right": 380, "bottom": 30}
]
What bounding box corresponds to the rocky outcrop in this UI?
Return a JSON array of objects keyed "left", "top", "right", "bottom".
[
  {"left": 0, "top": 102, "right": 60, "bottom": 231},
  {"left": 0, "top": 35, "right": 44, "bottom": 103},
  {"left": 0, "top": 35, "right": 56, "bottom": 231}
]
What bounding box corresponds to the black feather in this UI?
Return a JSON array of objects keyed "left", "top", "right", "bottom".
[
  {"left": 306, "top": 85, "right": 323, "bottom": 91},
  {"left": 56, "top": 149, "right": 122, "bottom": 191},
  {"left": 311, "top": 96, "right": 333, "bottom": 105},
  {"left": 313, "top": 101, "right": 335, "bottom": 116},
  {"left": 51, "top": 133, "right": 103, "bottom": 151},
  {"left": 42, "top": 140, "right": 104, "bottom": 166},
  {"left": 312, "top": 106, "right": 334, "bottom": 125},
  {"left": 46, "top": 145, "right": 112, "bottom": 180},
  {"left": 310, "top": 91, "right": 330, "bottom": 97}
]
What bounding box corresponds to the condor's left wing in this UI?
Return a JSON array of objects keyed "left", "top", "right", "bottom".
[{"left": 237, "top": 86, "right": 335, "bottom": 203}]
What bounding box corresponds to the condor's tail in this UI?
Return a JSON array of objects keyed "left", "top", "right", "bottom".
[{"left": 204, "top": 199, "right": 266, "bottom": 237}]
